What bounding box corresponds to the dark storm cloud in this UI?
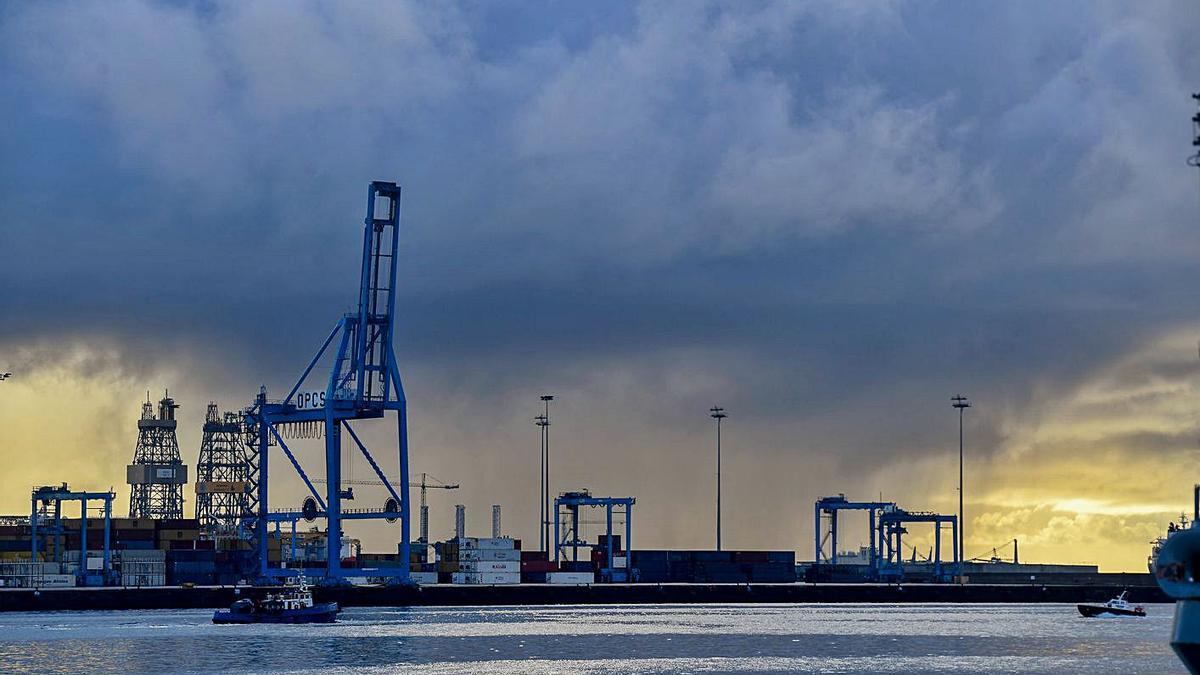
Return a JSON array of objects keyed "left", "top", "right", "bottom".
[{"left": 2, "top": 0, "right": 1200, "bottom": 557}]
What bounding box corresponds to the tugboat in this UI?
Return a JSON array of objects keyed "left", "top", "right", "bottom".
[
  {"left": 213, "top": 576, "right": 339, "bottom": 624},
  {"left": 1077, "top": 591, "right": 1146, "bottom": 618}
]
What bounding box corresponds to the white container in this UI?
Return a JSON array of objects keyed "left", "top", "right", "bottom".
[
  {"left": 409, "top": 572, "right": 438, "bottom": 585},
  {"left": 120, "top": 562, "right": 165, "bottom": 576},
  {"left": 452, "top": 571, "right": 520, "bottom": 585},
  {"left": 477, "top": 572, "right": 519, "bottom": 584},
  {"left": 458, "top": 560, "right": 520, "bottom": 573},
  {"left": 477, "top": 537, "right": 517, "bottom": 550},
  {"left": 39, "top": 574, "right": 76, "bottom": 587},
  {"left": 122, "top": 573, "right": 165, "bottom": 586},
  {"left": 459, "top": 548, "right": 519, "bottom": 562},
  {"left": 612, "top": 556, "right": 627, "bottom": 568},
  {"left": 86, "top": 557, "right": 105, "bottom": 571},
  {"left": 42, "top": 562, "right": 63, "bottom": 574},
  {"left": 117, "top": 549, "right": 166, "bottom": 561},
  {"left": 546, "top": 572, "right": 594, "bottom": 585}
]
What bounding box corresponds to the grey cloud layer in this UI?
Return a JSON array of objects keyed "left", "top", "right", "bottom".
[{"left": 1, "top": 1, "right": 1199, "bottom": 555}]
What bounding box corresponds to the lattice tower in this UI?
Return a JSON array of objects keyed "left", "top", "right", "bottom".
[
  {"left": 194, "top": 402, "right": 250, "bottom": 534},
  {"left": 127, "top": 393, "right": 187, "bottom": 518}
]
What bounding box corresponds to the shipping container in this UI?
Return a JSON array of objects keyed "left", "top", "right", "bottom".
[
  {"left": 459, "top": 548, "right": 519, "bottom": 562},
  {"left": 38, "top": 574, "right": 76, "bottom": 587},
  {"left": 597, "top": 534, "right": 622, "bottom": 551},
  {"left": 546, "top": 572, "right": 594, "bottom": 585},
  {"left": 118, "top": 540, "right": 156, "bottom": 550},
  {"left": 156, "top": 519, "right": 201, "bottom": 530},
  {"left": 458, "top": 560, "right": 520, "bottom": 573},
  {"left": 157, "top": 530, "right": 201, "bottom": 542},
  {"left": 451, "top": 571, "right": 520, "bottom": 585},
  {"left": 121, "top": 573, "right": 167, "bottom": 586},
  {"left": 409, "top": 571, "right": 438, "bottom": 585},
  {"left": 476, "top": 537, "right": 518, "bottom": 550},
  {"left": 117, "top": 549, "right": 166, "bottom": 561},
  {"left": 520, "top": 560, "right": 558, "bottom": 573}
]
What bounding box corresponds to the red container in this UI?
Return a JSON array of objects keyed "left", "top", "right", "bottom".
[
  {"left": 520, "top": 550, "right": 549, "bottom": 562},
  {"left": 521, "top": 560, "right": 558, "bottom": 573}
]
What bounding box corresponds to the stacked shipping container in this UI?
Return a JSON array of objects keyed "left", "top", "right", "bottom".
[
  {"left": 630, "top": 550, "right": 796, "bottom": 583},
  {"left": 436, "top": 537, "right": 522, "bottom": 584}
]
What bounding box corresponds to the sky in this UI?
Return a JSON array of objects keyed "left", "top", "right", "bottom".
[{"left": 1, "top": 0, "right": 1199, "bottom": 572}]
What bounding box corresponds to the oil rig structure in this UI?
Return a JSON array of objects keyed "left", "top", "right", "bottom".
[
  {"left": 126, "top": 393, "right": 188, "bottom": 519},
  {"left": 194, "top": 402, "right": 251, "bottom": 536}
]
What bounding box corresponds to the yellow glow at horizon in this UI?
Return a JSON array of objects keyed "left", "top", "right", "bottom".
[{"left": 1, "top": 328, "right": 1198, "bottom": 573}]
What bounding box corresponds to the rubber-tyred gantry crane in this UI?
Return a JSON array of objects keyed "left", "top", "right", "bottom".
[{"left": 243, "top": 181, "right": 412, "bottom": 584}]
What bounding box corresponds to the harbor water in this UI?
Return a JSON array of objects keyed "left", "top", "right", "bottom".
[{"left": 0, "top": 603, "right": 1182, "bottom": 673}]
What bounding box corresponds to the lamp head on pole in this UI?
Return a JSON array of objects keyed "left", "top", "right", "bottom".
[
  {"left": 710, "top": 406, "right": 727, "bottom": 420},
  {"left": 951, "top": 395, "right": 971, "bottom": 410},
  {"left": 540, "top": 394, "right": 554, "bottom": 402},
  {"left": 534, "top": 414, "right": 548, "bottom": 427}
]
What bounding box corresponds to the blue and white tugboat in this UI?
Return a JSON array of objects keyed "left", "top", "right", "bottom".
[
  {"left": 213, "top": 576, "right": 339, "bottom": 624},
  {"left": 1077, "top": 591, "right": 1146, "bottom": 618}
]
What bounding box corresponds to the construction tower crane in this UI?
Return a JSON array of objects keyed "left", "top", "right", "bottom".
[{"left": 415, "top": 473, "right": 459, "bottom": 546}]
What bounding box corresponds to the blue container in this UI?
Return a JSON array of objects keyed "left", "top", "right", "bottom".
[
  {"left": 634, "top": 569, "right": 667, "bottom": 583},
  {"left": 170, "top": 573, "right": 212, "bottom": 585},
  {"left": 521, "top": 572, "right": 547, "bottom": 584},
  {"left": 120, "top": 540, "right": 155, "bottom": 550},
  {"left": 171, "top": 562, "right": 216, "bottom": 575},
  {"left": 169, "top": 550, "right": 216, "bottom": 563}
]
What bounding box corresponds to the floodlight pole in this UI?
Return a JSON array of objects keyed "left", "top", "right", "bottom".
[
  {"left": 539, "top": 395, "right": 554, "bottom": 552},
  {"left": 952, "top": 395, "right": 971, "bottom": 568},
  {"left": 710, "top": 406, "right": 727, "bottom": 551}
]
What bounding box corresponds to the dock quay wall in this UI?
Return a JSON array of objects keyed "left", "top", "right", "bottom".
[{"left": 0, "top": 582, "right": 1170, "bottom": 612}]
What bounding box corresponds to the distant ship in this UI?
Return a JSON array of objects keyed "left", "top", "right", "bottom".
[{"left": 1149, "top": 513, "right": 1189, "bottom": 574}]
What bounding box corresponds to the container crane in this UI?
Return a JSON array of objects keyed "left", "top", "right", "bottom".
[{"left": 242, "top": 181, "right": 412, "bottom": 584}]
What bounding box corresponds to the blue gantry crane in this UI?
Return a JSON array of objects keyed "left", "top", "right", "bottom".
[
  {"left": 814, "top": 494, "right": 895, "bottom": 576},
  {"left": 242, "top": 181, "right": 412, "bottom": 584},
  {"left": 553, "top": 490, "right": 635, "bottom": 582},
  {"left": 30, "top": 484, "right": 116, "bottom": 586},
  {"left": 876, "top": 508, "right": 958, "bottom": 582},
  {"left": 814, "top": 494, "right": 958, "bottom": 582}
]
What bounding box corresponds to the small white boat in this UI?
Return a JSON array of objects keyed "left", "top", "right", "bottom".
[{"left": 1078, "top": 591, "right": 1146, "bottom": 618}]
